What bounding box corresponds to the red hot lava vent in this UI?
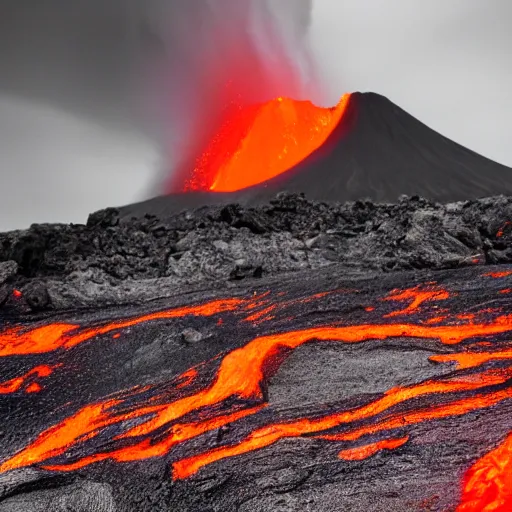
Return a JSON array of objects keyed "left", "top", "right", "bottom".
[{"left": 178, "top": 94, "right": 351, "bottom": 193}]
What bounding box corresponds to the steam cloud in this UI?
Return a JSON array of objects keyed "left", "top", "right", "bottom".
[
  {"left": 141, "top": 0, "right": 321, "bottom": 192},
  {"left": 0, "top": 1, "right": 320, "bottom": 229}
]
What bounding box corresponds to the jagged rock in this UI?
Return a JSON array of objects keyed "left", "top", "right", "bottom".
[
  {"left": 1, "top": 193, "right": 511, "bottom": 312},
  {"left": 23, "top": 282, "right": 51, "bottom": 312},
  {"left": 181, "top": 328, "right": 203, "bottom": 344},
  {"left": 0, "top": 261, "right": 17, "bottom": 286}
]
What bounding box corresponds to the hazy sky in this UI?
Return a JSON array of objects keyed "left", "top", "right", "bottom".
[
  {"left": 310, "top": 0, "right": 512, "bottom": 167},
  {"left": 0, "top": 0, "right": 510, "bottom": 231}
]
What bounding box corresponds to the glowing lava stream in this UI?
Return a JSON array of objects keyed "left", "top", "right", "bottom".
[
  {"left": 185, "top": 94, "right": 351, "bottom": 192},
  {"left": 0, "top": 297, "right": 256, "bottom": 357},
  {"left": 338, "top": 436, "right": 409, "bottom": 461},
  {"left": 173, "top": 368, "right": 512, "bottom": 480},
  {"left": 0, "top": 365, "right": 58, "bottom": 394},
  {"left": 0, "top": 291, "right": 333, "bottom": 357},
  {"left": 382, "top": 284, "right": 450, "bottom": 317},
  {"left": 2, "top": 315, "right": 512, "bottom": 476}
]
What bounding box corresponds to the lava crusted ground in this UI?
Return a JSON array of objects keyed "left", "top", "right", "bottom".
[
  {"left": 1, "top": 193, "right": 512, "bottom": 312},
  {"left": 1, "top": 194, "right": 512, "bottom": 511}
]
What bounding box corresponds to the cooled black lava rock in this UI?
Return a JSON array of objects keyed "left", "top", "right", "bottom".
[
  {"left": 23, "top": 282, "right": 51, "bottom": 312},
  {"left": 1, "top": 194, "right": 511, "bottom": 311},
  {"left": 0, "top": 261, "right": 18, "bottom": 307},
  {"left": 2, "top": 192, "right": 512, "bottom": 512}
]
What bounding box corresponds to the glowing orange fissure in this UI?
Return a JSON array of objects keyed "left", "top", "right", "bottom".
[
  {"left": 483, "top": 271, "right": 512, "bottom": 278},
  {"left": 431, "top": 348, "right": 512, "bottom": 370},
  {"left": 497, "top": 222, "right": 512, "bottom": 238},
  {"left": 185, "top": 94, "right": 351, "bottom": 193},
  {"left": 0, "top": 365, "right": 58, "bottom": 394},
  {"left": 2, "top": 314, "right": 512, "bottom": 476},
  {"left": 382, "top": 284, "right": 450, "bottom": 317},
  {"left": 0, "top": 297, "right": 257, "bottom": 357},
  {"left": 173, "top": 367, "right": 512, "bottom": 480},
  {"left": 338, "top": 436, "right": 409, "bottom": 461},
  {"left": 0, "top": 290, "right": 331, "bottom": 358}
]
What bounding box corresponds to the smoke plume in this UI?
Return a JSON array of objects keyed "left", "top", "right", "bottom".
[
  {"left": 141, "top": 0, "right": 320, "bottom": 192},
  {"left": 0, "top": 1, "right": 319, "bottom": 229}
]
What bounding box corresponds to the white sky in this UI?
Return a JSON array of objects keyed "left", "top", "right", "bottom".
[
  {"left": 310, "top": 0, "right": 512, "bottom": 166},
  {"left": 0, "top": 95, "right": 158, "bottom": 231}
]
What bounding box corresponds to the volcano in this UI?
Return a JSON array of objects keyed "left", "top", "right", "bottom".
[
  {"left": 123, "top": 92, "right": 512, "bottom": 219},
  {"left": 3, "top": 88, "right": 512, "bottom": 511}
]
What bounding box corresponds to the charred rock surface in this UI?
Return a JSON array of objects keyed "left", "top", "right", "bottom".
[
  {"left": 1, "top": 194, "right": 512, "bottom": 511},
  {"left": 1, "top": 193, "right": 512, "bottom": 311}
]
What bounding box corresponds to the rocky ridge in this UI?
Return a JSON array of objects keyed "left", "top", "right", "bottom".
[{"left": 1, "top": 193, "right": 511, "bottom": 311}]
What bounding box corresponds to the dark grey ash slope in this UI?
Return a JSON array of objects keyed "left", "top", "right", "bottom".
[{"left": 121, "top": 92, "right": 512, "bottom": 220}]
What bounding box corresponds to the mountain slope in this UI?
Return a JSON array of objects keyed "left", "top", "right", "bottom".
[
  {"left": 120, "top": 92, "right": 512, "bottom": 219},
  {"left": 261, "top": 92, "right": 512, "bottom": 203}
]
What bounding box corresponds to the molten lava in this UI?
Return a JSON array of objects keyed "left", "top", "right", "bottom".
[
  {"left": 184, "top": 94, "right": 351, "bottom": 192},
  {"left": 338, "top": 436, "right": 409, "bottom": 461},
  {"left": 457, "top": 432, "right": 512, "bottom": 511},
  {"left": 382, "top": 284, "right": 450, "bottom": 317},
  {"left": 2, "top": 309, "right": 512, "bottom": 476},
  {"left": 483, "top": 270, "right": 512, "bottom": 278},
  {"left": 2, "top": 278, "right": 512, "bottom": 512},
  {"left": 0, "top": 365, "right": 57, "bottom": 394},
  {"left": 0, "top": 297, "right": 258, "bottom": 357}
]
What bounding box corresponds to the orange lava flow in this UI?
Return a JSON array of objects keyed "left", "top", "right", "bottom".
[
  {"left": 0, "top": 297, "right": 250, "bottom": 357},
  {"left": 0, "top": 365, "right": 57, "bottom": 394},
  {"left": 457, "top": 432, "right": 512, "bottom": 511},
  {"left": 3, "top": 314, "right": 512, "bottom": 475},
  {"left": 175, "top": 368, "right": 198, "bottom": 390},
  {"left": 317, "top": 372, "right": 512, "bottom": 445},
  {"left": 383, "top": 284, "right": 450, "bottom": 317},
  {"left": 185, "top": 94, "right": 351, "bottom": 192},
  {"left": 42, "top": 407, "right": 264, "bottom": 473},
  {"left": 483, "top": 271, "right": 512, "bottom": 278},
  {"left": 173, "top": 367, "right": 512, "bottom": 480},
  {"left": 244, "top": 305, "right": 278, "bottom": 324},
  {"left": 430, "top": 349, "right": 512, "bottom": 370},
  {"left": 338, "top": 436, "right": 409, "bottom": 461}
]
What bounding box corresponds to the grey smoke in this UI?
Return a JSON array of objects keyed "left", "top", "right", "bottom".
[
  {"left": 0, "top": 0, "right": 316, "bottom": 231},
  {"left": 143, "top": 0, "right": 318, "bottom": 192}
]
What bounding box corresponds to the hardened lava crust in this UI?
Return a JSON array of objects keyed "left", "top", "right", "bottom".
[
  {"left": 0, "top": 193, "right": 511, "bottom": 311},
  {"left": 1, "top": 192, "right": 512, "bottom": 511}
]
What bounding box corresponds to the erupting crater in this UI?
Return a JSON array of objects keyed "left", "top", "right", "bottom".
[{"left": 183, "top": 94, "right": 351, "bottom": 192}]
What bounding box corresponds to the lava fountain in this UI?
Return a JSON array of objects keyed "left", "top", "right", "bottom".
[
  {"left": 154, "top": 1, "right": 340, "bottom": 195},
  {"left": 181, "top": 93, "right": 351, "bottom": 193}
]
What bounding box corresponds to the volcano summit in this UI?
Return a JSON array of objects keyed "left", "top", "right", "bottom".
[{"left": 125, "top": 92, "right": 512, "bottom": 219}]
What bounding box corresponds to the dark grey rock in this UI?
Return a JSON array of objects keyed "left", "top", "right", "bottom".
[
  {"left": 2, "top": 194, "right": 512, "bottom": 310},
  {"left": 0, "top": 261, "right": 17, "bottom": 285},
  {"left": 0, "top": 480, "right": 116, "bottom": 512},
  {"left": 23, "top": 282, "right": 51, "bottom": 312},
  {"left": 181, "top": 328, "right": 203, "bottom": 344}
]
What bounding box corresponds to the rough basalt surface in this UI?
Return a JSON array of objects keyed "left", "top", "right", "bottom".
[
  {"left": 1, "top": 194, "right": 512, "bottom": 512},
  {"left": 0, "top": 193, "right": 511, "bottom": 311}
]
